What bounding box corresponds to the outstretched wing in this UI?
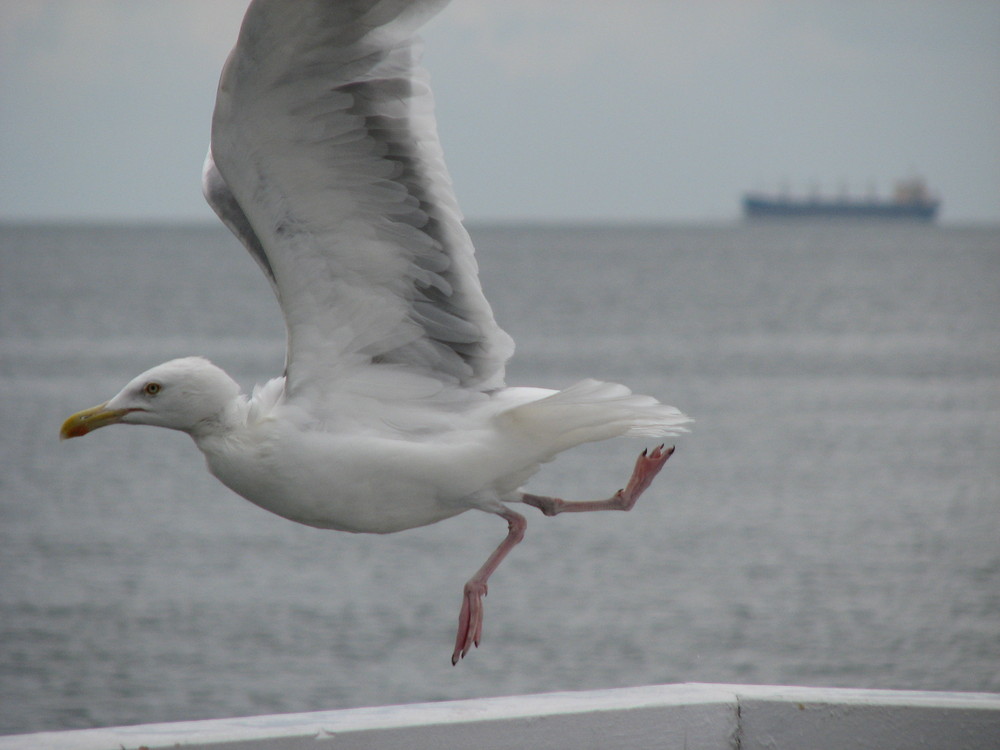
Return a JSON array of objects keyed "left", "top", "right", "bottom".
[{"left": 205, "top": 0, "right": 513, "bottom": 412}]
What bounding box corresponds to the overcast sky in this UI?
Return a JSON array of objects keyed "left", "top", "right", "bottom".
[{"left": 2, "top": 1, "right": 998, "bottom": 224}]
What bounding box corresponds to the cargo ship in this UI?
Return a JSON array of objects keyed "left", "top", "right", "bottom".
[{"left": 743, "top": 178, "right": 940, "bottom": 221}]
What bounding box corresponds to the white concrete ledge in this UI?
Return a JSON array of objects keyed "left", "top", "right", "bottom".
[{"left": 2, "top": 683, "right": 998, "bottom": 750}]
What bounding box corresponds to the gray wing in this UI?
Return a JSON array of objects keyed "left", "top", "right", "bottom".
[{"left": 206, "top": 0, "right": 514, "bottom": 407}]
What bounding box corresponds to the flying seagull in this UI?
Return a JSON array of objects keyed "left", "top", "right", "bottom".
[{"left": 61, "top": 0, "right": 691, "bottom": 664}]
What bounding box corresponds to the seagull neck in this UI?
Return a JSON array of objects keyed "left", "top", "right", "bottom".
[{"left": 188, "top": 397, "right": 249, "bottom": 444}]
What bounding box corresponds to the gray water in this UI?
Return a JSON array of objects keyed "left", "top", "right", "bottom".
[{"left": 1, "top": 221, "right": 998, "bottom": 735}]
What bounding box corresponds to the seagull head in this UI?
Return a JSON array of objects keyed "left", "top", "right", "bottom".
[{"left": 61, "top": 357, "right": 242, "bottom": 440}]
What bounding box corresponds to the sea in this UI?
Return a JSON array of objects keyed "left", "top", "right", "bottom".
[{"left": 1, "top": 220, "right": 998, "bottom": 735}]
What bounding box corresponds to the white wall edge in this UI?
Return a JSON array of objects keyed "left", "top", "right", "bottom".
[{"left": 2, "top": 682, "right": 998, "bottom": 750}]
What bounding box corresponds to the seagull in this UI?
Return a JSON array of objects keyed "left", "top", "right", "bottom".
[{"left": 60, "top": 0, "right": 691, "bottom": 664}]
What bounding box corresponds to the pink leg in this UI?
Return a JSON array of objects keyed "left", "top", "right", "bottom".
[
  {"left": 452, "top": 508, "right": 527, "bottom": 665},
  {"left": 522, "top": 445, "right": 675, "bottom": 516}
]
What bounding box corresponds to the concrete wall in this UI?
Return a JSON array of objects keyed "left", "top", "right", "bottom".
[{"left": 2, "top": 683, "right": 998, "bottom": 750}]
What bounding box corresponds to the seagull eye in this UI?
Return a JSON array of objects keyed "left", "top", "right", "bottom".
[{"left": 144, "top": 382, "right": 162, "bottom": 396}]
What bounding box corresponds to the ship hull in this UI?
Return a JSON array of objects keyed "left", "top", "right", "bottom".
[{"left": 743, "top": 195, "right": 939, "bottom": 221}]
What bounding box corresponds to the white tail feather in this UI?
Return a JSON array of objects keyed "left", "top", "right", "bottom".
[{"left": 498, "top": 379, "right": 691, "bottom": 457}]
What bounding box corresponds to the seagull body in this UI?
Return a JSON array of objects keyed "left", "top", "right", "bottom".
[{"left": 62, "top": 0, "right": 690, "bottom": 663}]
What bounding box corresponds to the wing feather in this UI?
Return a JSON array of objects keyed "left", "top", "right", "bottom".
[
  {"left": 202, "top": 151, "right": 278, "bottom": 296},
  {"left": 208, "top": 0, "right": 513, "bottom": 412}
]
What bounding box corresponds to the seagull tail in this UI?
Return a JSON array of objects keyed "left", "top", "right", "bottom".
[{"left": 498, "top": 379, "right": 691, "bottom": 458}]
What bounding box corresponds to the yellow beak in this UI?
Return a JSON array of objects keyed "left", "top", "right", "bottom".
[{"left": 60, "top": 403, "right": 130, "bottom": 440}]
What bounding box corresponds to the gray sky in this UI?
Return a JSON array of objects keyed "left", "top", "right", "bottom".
[{"left": 2, "top": 1, "right": 998, "bottom": 224}]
